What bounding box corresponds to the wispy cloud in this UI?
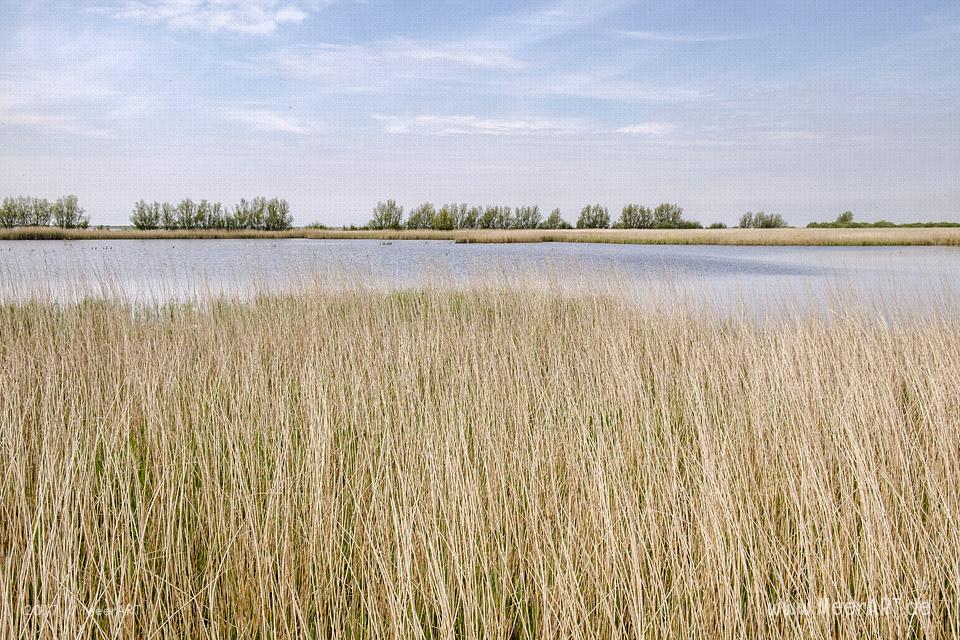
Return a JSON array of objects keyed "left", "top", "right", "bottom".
[
  {"left": 487, "top": 0, "right": 633, "bottom": 46},
  {"left": 519, "top": 73, "right": 705, "bottom": 103},
  {"left": 224, "top": 108, "right": 320, "bottom": 134},
  {"left": 616, "top": 122, "right": 676, "bottom": 136},
  {"left": 245, "top": 1, "right": 705, "bottom": 105},
  {"left": 616, "top": 30, "right": 754, "bottom": 43},
  {"left": 372, "top": 114, "right": 593, "bottom": 136},
  {"left": 389, "top": 38, "right": 524, "bottom": 69},
  {"left": 107, "top": 0, "right": 316, "bottom": 34},
  {"left": 0, "top": 27, "right": 146, "bottom": 138},
  {"left": 0, "top": 112, "right": 114, "bottom": 138},
  {"left": 257, "top": 43, "right": 702, "bottom": 104},
  {"left": 258, "top": 37, "right": 524, "bottom": 86}
]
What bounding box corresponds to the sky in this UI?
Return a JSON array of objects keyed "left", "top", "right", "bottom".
[{"left": 0, "top": 0, "right": 958, "bottom": 226}]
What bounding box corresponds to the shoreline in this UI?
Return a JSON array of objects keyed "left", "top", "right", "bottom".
[{"left": 1, "top": 226, "right": 960, "bottom": 246}]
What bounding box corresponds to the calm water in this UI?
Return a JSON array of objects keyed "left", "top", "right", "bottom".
[{"left": 2, "top": 239, "right": 959, "bottom": 313}]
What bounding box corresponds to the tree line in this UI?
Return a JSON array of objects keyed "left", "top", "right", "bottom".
[
  {"left": 1, "top": 193, "right": 802, "bottom": 231},
  {"left": 368, "top": 201, "right": 722, "bottom": 230},
  {"left": 0, "top": 195, "right": 89, "bottom": 228},
  {"left": 130, "top": 198, "right": 293, "bottom": 230}
]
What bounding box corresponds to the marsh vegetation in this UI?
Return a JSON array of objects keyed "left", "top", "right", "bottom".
[
  {"left": 807, "top": 211, "right": 960, "bottom": 229},
  {"left": 1, "top": 281, "right": 957, "bottom": 638},
  {"left": 3, "top": 226, "right": 960, "bottom": 245},
  {"left": 2, "top": 196, "right": 958, "bottom": 243}
]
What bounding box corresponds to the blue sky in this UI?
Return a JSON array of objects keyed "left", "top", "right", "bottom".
[{"left": 1, "top": 0, "right": 958, "bottom": 225}]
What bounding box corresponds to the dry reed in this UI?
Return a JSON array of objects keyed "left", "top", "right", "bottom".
[
  {"left": 2, "top": 226, "right": 960, "bottom": 245},
  {"left": 0, "top": 284, "right": 958, "bottom": 638}
]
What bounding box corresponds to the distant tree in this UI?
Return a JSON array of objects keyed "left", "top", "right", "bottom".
[
  {"left": 652, "top": 203, "right": 684, "bottom": 229},
  {"left": 478, "top": 206, "right": 496, "bottom": 229},
  {"left": 540, "top": 208, "right": 571, "bottom": 229},
  {"left": 231, "top": 199, "right": 251, "bottom": 229},
  {"left": 492, "top": 206, "right": 513, "bottom": 229},
  {"left": 223, "top": 206, "right": 241, "bottom": 229},
  {"left": 0, "top": 198, "right": 15, "bottom": 227},
  {"left": 444, "top": 202, "right": 470, "bottom": 229},
  {"left": 406, "top": 203, "right": 436, "bottom": 229},
  {"left": 50, "top": 195, "right": 88, "bottom": 228},
  {"left": 0, "top": 196, "right": 52, "bottom": 227},
  {"left": 227, "top": 198, "right": 269, "bottom": 229},
  {"left": 206, "top": 202, "right": 226, "bottom": 229},
  {"left": 15, "top": 197, "right": 33, "bottom": 226},
  {"left": 740, "top": 211, "right": 786, "bottom": 228},
  {"left": 433, "top": 202, "right": 469, "bottom": 230},
  {"left": 431, "top": 205, "right": 456, "bottom": 230},
  {"left": 369, "top": 200, "right": 404, "bottom": 230},
  {"left": 577, "top": 204, "right": 610, "bottom": 229},
  {"left": 617, "top": 204, "right": 653, "bottom": 229},
  {"left": 175, "top": 199, "right": 200, "bottom": 229},
  {"left": 709, "top": 222, "right": 728, "bottom": 229},
  {"left": 15, "top": 197, "right": 34, "bottom": 226},
  {"left": 758, "top": 212, "right": 786, "bottom": 228},
  {"left": 457, "top": 204, "right": 483, "bottom": 229},
  {"left": 264, "top": 198, "right": 293, "bottom": 230},
  {"left": 513, "top": 205, "right": 542, "bottom": 229},
  {"left": 150, "top": 202, "right": 164, "bottom": 228},
  {"left": 4, "top": 197, "right": 25, "bottom": 227},
  {"left": 131, "top": 200, "right": 161, "bottom": 229},
  {"left": 459, "top": 205, "right": 481, "bottom": 229},
  {"left": 28, "top": 198, "right": 52, "bottom": 226},
  {"left": 195, "top": 199, "right": 211, "bottom": 229},
  {"left": 837, "top": 211, "right": 854, "bottom": 225},
  {"left": 161, "top": 202, "right": 178, "bottom": 229},
  {"left": 250, "top": 197, "right": 268, "bottom": 230},
  {"left": 478, "top": 206, "right": 513, "bottom": 229}
]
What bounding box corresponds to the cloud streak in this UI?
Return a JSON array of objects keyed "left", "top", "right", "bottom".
[
  {"left": 258, "top": 38, "right": 524, "bottom": 86},
  {"left": 616, "top": 30, "right": 754, "bottom": 43},
  {"left": 224, "top": 108, "right": 320, "bottom": 134},
  {"left": 374, "top": 114, "right": 686, "bottom": 138},
  {"left": 257, "top": 44, "right": 701, "bottom": 104},
  {"left": 616, "top": 122, "right": 676, "bottom": 136},
  {"left": 0, "top": 112, "right": 114, "bottom": 138},
  {"left": 109, "top": 0, "right": 313, "bottom": 34},
  {"left": 372, "top": 114, "right": 594, "bottom": 136}
]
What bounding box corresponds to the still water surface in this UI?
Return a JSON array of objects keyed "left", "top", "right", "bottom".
[{"left": 2, "top": 239, "right": 958, "bottom": 314}]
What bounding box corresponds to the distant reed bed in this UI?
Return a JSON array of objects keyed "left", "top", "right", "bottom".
[
  {"left": 1, "top": 282, "right": 957, "bottom": 638},
  {"left": 452, "top": 227, "right": 960, "bottom": 246},
  {"left": 0, "top": 227, "right": 454, "bottom": 241},
  {"left": 2, "top": 226, "right": 960, "bottom": 245}
]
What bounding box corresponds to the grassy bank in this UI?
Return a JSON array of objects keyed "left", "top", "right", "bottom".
[
  {"left": 2, "top": 226, "right": 960, "bottom": 245},
  {"left": 1, "top": 285, "right": 957, "bottom": 638}
]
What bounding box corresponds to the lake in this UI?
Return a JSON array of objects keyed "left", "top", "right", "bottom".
[{"left": 2, "top": 239, "right": 959, "bottom": 315}]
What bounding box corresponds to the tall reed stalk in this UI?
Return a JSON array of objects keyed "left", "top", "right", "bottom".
[{"left": 1, "top": 286, "right": 957, "bottom": 637}]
